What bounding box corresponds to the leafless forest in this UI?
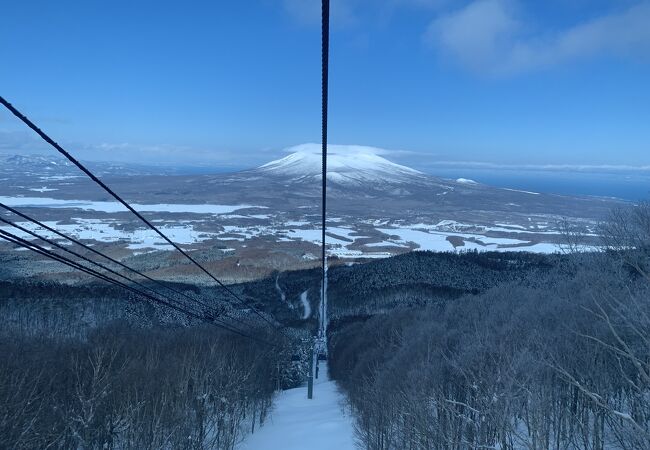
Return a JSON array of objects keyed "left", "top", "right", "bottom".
[
  {"left": 328, "top": 205, "right": 650, "bottom": 450},
  {"left": 0, "top": 322, "right": 306, "bottom": 450}
]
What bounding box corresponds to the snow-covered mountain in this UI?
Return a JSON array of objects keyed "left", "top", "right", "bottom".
[{"left": 255, "top": 144, "right": 427, "bottom": 186}]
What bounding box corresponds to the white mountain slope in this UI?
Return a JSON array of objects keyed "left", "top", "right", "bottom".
[{"left": 257, "top": 143, "right": 425, "bottom": 186}]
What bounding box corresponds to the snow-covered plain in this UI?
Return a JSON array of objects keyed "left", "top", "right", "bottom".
[
  {"left": 0, "top": 215, "right": 566, "bottom": 255},
  {"left": 0, "top": 196, "right": 568, "bottom": 255},
  {"left": 240, "top": 364, "right": 356, "bottom": 450},
  {"left": 0, "top": 218, "right": 219, "bottom": 250},
  {"left": 28, "top": 187, "right": 58, "bottom": 192},
  {"left": 377, "top": 226, "right": 563, "bottom": 253},
  {"left": 0, "top": 196, "right": 260, "bottom": 214}
]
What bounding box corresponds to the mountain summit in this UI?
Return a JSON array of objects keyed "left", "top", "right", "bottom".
[{"left": 256, "top": 144, "right": 424, "bottom": 186}]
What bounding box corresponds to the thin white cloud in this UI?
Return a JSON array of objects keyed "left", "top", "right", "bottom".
[
  {"left": 0, "top": 130, "right": 50, "bottom": 153},
  {"left": 421, "top": 160, "right": 650, "bottom": 173},
  {"left": 425, "top": 0, "right": 650, "bottom": 75},
  {"left": 4, "top": 134, "right": 649, "bottom": 174},
  {"left": 425, "top": 0, "right": 520, "bottom": 72},
  {"left": 76, "top": 142, "right": 264, "bottom": 168},
  {"left": 282, "top": 144, "right": 650, "bottom": 174},
  {"left": 0, "top": 133, "right": 262, "bottom": 169},
  {"left": 282, "top": 142, "right": 417, "bottom": 157}
]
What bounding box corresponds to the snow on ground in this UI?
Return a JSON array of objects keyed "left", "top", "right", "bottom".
[
  {"left": 300, "top": 290, "right": 311, "bottom": 319},
  {"left": 288, "top": 226, "right": 386, "bottom": 258},
  {"left": 0, "top": 196, "right": 569, "bottom": 256},
  {"left": 327, "top": 247, "right": 394, "bottom": 259},
  {"left": 222, "top": 214, "right": 272, "bottom": 220},
  {"left": 257, "top": 144, "right": 423, "bottom": 185},
  {"left": 0, "top": 196, "right": 261, "bottom": 214},
  {"left": 483, "top": 225, "right": 561, "bottom": 234},
  {"left": 287, "top": 229, "right": 350, "bottom": 246},
  {"left": 495, "top": 223, "right": 527, "bottom": 230},
  {"left": 379, "top": 227, "right": 452, "bottom": 251},
  {"left": 0, "top": 218, "right": 219, "bottom": 250},
  {"left": 364, "top": 241, "right": 409, "bottom": 248},
  {"left": 378, "top": 227, "right": 563, "bottom": 253},
  {"left": 275, "top": 275, "right": 287, "bottom": 304},
  {"left": 502, "top": 188, "right": 540, "bottom": 195},
  {"left": 240, "top": 363, "right": 357, "bottom": 450},
  {"left": 38, "top": 175, "right": 82, "bottom": 181},
  {"left": 0, "top": 216, "right": 566, "bottom": 255},
  {"left": 221, "top": 225, "right": 264, "bottom": 241},
  {"left": 125, "top": 225, "right": 217, "bottom": 249},
  {"left": 496, "top": 243, "right": 563, "bottom": 254},
  {"left": 286, "top": 220, "right": 311, "bottom": 227}
]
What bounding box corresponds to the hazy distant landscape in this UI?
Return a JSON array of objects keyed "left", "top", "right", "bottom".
[
  {"left": 0, "top": 146, "right": 626, "bottom": 284},
  {"left": 3, "top": 0, "right": 650, "bottom": 449}
]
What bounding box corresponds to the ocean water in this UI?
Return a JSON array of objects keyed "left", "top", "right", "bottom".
[{"left": 429, "top": 169, "right": 650, "bottom": 202}]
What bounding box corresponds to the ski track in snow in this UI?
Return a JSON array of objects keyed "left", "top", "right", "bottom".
[
  {"left": 275, "top": 275, "right": 293, "bottom": 309},
  {"left": 300, "top": 290, "right": 311, "bottom": 319},
  {"left": 239, "top": 364, "right": 357, "bottom": 450}
]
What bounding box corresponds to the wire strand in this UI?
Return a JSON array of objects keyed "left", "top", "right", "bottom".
[
  {"left": 0, "top": 216, "right": 252, "bottom": 336},
  {"left": 0, "top": 95, "right": 279, "bottom": 330},
  {"left": 0, "top": 202, "right": 256, "bottom": 331},
  {"left": 0, "top": 229, "right": 279, "bottom": 347}
]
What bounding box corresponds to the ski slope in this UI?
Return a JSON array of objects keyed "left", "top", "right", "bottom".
[{"left": 240, "top": 363, "right": 357, "bottom": 450}]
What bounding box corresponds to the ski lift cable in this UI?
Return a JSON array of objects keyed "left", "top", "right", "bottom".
[
  {"left": 0, "top": 95, "right": 280, "bottom": 332},
  {"left": 0, "top": 202, "right": 257, "bottom": 331},
  {"left": 0, "top": 216, "right": 253, "bottom": 336},
  {"left": 0, "top": 229, "right": 281, "bottom": 347},
  {"left": 320, "top": 0, "right": 330, "bottom": 340}
]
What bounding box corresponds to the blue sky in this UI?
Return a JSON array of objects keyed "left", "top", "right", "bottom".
[{"left": 1, "top": 0, "right": 649, "bottom": 172}]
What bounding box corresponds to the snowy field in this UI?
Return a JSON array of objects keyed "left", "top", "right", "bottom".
[
  {"left": 377, "top": 226, "right": 563, "bottom": 253},
  {"left": 0, "top": 216, "right": 381, "bottom": 255},
  {"left": 0, "top": 218, "right": 219, "bottom": 251},
  {"left": 0, "top": 216, "right": 565, "bottom": 255},
  {"left": 0, "top": 196, "right": 570, "bottom": 255},
  {"left": 0, "top": 196, "right": 261, "bottom": 214},
  {"left": 240, "top": 364, "right": 357, "bottom": 450}
]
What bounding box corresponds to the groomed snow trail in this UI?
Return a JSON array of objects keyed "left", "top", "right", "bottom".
[
  {"left": 240, "top": 363, "right": 357, "bottom": 450},
  {"left": 300, "top": 290, "right": 311, "bottom": 319}
]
